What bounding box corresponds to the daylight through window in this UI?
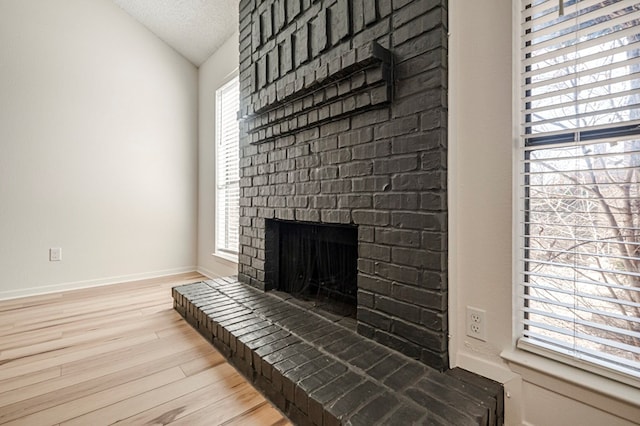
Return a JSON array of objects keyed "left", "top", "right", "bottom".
[
  {"left": 518, "top": 0, "right": 640, "bottom": 380},
  {"left": 216, "top": 77, "right": 240, "bottom": 256}
]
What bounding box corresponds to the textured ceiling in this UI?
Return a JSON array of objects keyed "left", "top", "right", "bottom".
[{"left": 111, "top": 0, "right": 239, "bottom": 66}]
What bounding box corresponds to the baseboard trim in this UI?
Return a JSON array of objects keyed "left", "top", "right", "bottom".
[
  {"left": 0, "top": 266, "right": 197, "bottom": 301},
  {"left": 196, "top": 266, "right": 218, "bottom": 280}
]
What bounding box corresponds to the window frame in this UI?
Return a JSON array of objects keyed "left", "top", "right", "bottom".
[
  {"left": 214, "top": 75, "right": 240, "bottom": 261},
  {"left": 513, "top": 0, "right": 640, "bottom": 388}
]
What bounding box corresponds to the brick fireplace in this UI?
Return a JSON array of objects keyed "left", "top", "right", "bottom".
[
  {"left": 237, "top": 0, "right": 449, "bottom": 370},
  {"left": 173, "top": 2, "right": 503, "bottom": 422}
]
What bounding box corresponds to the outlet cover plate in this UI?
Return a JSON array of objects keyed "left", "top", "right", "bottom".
[
  {"left": 466, "top": 306, "right": 486, "bottom": 341},
  {"left": 50, "top": 248, "right": 62, "bottom": 262}
]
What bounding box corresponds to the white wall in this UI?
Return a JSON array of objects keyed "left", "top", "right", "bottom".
[
  {"left": 197, "top": 33, "right": 239, "bottom": 279},
  {"left": 449, "top": 1, "right": 640, "bottom": 425},
  {"left": 0, "top": 0, "right": 198, "bottom": 298}
]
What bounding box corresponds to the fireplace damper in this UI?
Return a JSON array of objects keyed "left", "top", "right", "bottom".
[{"left": 265, "top": 220, "right": 358, "bottom": 318}]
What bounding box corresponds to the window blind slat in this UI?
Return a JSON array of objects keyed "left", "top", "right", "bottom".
[
  {"left": 524, "top": 11, "right": 638, "bottom": 57},
  {"left": 523, "top": 39, "right": 640, "bottom": 81},
  {"left": 523, "top": 27, "right": 640, "bottom": 72},
  {"left": 523, "top": 1, "right": 637, "bottom": 44}
]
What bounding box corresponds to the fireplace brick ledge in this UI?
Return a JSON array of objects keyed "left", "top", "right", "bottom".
[{"left": 173, "top": 278, "right": 503, "bottom": 425}]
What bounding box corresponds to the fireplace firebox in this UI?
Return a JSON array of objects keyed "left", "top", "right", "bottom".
[{"left": 265, "top": 220, "right": 358, "bottom": 318}]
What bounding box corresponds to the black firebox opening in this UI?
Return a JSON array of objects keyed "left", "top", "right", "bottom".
[{"left": 266, "top": 220, "right": 358, "bottom": 318}]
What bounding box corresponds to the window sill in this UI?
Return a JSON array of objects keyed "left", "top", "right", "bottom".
[
  {"left": 501, "top": 347, "right": 640, "bottom": 420},
  {"left": 212, "top": 251, "right": 238, "bottom": 264}
]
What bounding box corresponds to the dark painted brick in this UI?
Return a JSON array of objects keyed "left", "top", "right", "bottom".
[
  {"left": 329, "top": 0, "right": 351, "bottom": 44},
  {"left": 357, "top": 290, "right": 375, "bottom": 308},
  {"left": 374, "top": 116, "right": 418, "bottom": 139},
  {"left": 358, "top": 243, "right": 391, "bottom": 261},
  {"left": 358, "top": 226, "right": 374, "bottom": 242},
  {"left": 391, "top": 130, "right": 443, "bottom": 154},
  {"left": 374, "top": 262, "right": 420, "bottom": 286},
  {"left": 351, "top": 176, "right": 390, "bottom": 192},
  {"left": 420, "top": 309, "right": 446, "bottom": 331},
  {"left": 337, "top": 128, "right": 373, "bottom": 148},
  {"left": 327, "top": 380, "right": 380, "bottom": 421},
  {"left": 309, "top": 370, "right": 363, "bottom": 406},
  {"left": 373, "top": 329, "right": 421, "bottom": 359},
  {"left": 360, "top": 259, "right": 374, "bottom": 275},
  {"left": 311, "top": 136, "right": 338, "bottom": 153},
  {"left": 320, "top": 209, "right": 351, "bottom": 224},
  {"left": 405, "top": 387, "right": 478, "bottom": 425},
  {"left": 366, "top": 353, "right": 406, "bottom": 381},
  {"left": 382, "top": 361, "right": 426, "bottom": 392},
  {"left": 376, "top": 296, "right": 421, "bottom": 323},
  {"left": 320, "top": 119, "right": 350, "bottom": 137},
  {"left": 346, "top": 392, "right": 399, "bottom": 425},
  {"left": 357, "top": 307, "right": 392, "bottom": 332},
  {"left": 391, "top": 211, "right": 445, "bottom": 230},
  {"left": 352, "top": 210, "right": 390, "bottom": 226},
  {"left": 375, "top": 228, "right": 420, "bottom": 247},
  {"left": 320, "top": 179, "right": 352, "bottom": 193},
  {"left": 358, "top": 274, "right": 391, "bottom": 295},
  {"left": 392, "top": 283, "right": 446, "bottom": 309},
  {"left": 392, "top": 318, "right": 445, "bottom": 351},
  {"left": 321, "top": 148, "right": 351, "bottom": 165},
  {"left": 338, "top": 194, "right": 372, "bottom": 209},
  {"left": 351, "top": 140, "right": 392, "bottom": 160},
  {"left": 373, "top": 155, "right": 419, "bottom": 174},
  {"left": 349, "top": 343, "right": 391, "bottom": 371},
  {"left": 392, "top": 247, "right": 444, "bottom": 270},
  {"left": 393, "top": 8, "right": 443, "bottom": 46},
  {"left": 338, "top": 161, "right": 373, "bottom": 178},
  {"left": 310, "top": 9, "right": 327, "bottom": 57},
  {"left": 385, "top": 404, "right": 427, "bottom": 425},
  {"left": 351, "top": 109, "right": 389, "bottom": 129}
]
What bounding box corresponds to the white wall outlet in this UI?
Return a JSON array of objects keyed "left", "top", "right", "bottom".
[
  {"left": 49, "top": 247, "right": 62, "bottom": 262},
  {"left": 466, "top": 306, "right": 486, "bottom": 341}
]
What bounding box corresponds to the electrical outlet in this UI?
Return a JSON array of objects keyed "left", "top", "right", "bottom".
[
  {"left": 466, "top": 306, "right": 486, "bottom": 341},
  {"left": 49, "top": 248, "right": 62, "bottom": 262}
]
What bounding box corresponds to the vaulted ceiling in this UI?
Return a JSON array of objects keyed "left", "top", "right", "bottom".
[{"left": 110, "top": 0, "right": 239, "bottom": 66}]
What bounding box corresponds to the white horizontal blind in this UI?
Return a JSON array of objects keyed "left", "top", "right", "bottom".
[
  {"left": 216, "top": 77, "right": 240, "bottom": 255},
  {"left": 519, "top": 0, "right": 640, "bottom": 380}
]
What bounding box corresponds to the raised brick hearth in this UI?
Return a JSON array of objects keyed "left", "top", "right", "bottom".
[{"left": 173, "top": 279, "right": 503, "bottom": 425}]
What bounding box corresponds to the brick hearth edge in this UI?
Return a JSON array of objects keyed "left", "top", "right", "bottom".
[{"left": 173, "top": 278, "right": 503, "bottom": 425}]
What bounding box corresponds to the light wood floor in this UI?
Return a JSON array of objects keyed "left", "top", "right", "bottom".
[{"left": 0, "top": 272, "right": 291, "bottom": 426}]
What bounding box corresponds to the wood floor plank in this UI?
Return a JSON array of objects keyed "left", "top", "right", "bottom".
[
  {"left": 222, "top": 403, "right": 292, "bottom": 426},
  {"left": 0, "top": 332, "right": 159, "bottom": 381},
  {"left": 179, "top": 352, "right": 225, "bottom": 376},
  {"left": 0, "top": 336, "right": 210, "bottom": 410},
  {"left": 3, "top": 366, "right": 186, "bottom": 426},
  {"left": 0, "top": 273, "right": 290, "bottom": 426},
  {"left": 0, "top": 309, "right": 186, "bottom": 367},
  {"left": 168, "top": 385, "right": 269, "bottom": 426},
  {"left": 61, "top": 363, "right": 240, "bottom": 426},
  {"left": 0, "top": 366, "right": 61, "bottom": 394},
  {"left": 59, "top": 327, "right": 209, "bottom": 377},
  {"left": 116, "top": 372, "right": 247, "bottom": 425}
]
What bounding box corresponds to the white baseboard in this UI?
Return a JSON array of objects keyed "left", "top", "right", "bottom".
[
  {"left": 455, "top": 350, "right": 518, "bottom": 384},
  {"left": 0, "top": 266, "right": 197, "bottom": 301},
  {"left": 196, "top": 266, "right": 219, "bottom": 280},
  {"left": 196, "top": 265, "right": 236, "bottom": 280},
  {"left": 197, "top": 254, "right": 238, "bottom": 280}
]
